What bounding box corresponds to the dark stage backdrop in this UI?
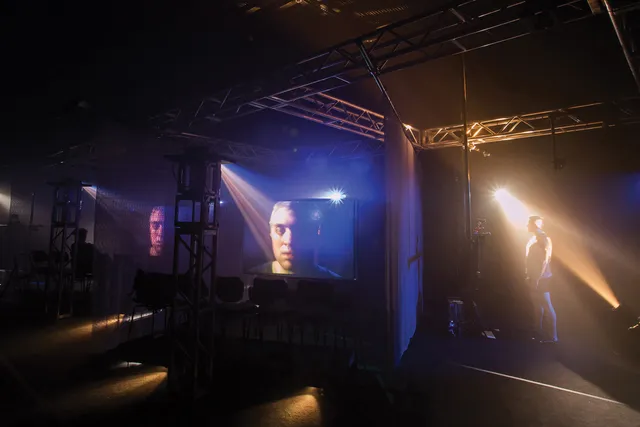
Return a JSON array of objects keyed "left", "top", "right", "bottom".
[
  {"left": 420, "top": 127, "right": 640, "bottom": 344},
  {"left": 385, "top": 115, "right": 423, "bottom": 367}
]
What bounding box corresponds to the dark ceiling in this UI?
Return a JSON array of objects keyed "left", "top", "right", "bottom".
[{"left": 4, "top": 0, "right": 637, "bottom": 158}]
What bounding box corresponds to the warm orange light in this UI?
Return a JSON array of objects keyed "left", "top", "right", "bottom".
[
  {"left": 496, "top": 189, "right": 620, "bottom": 308},
  {"left": 43, "top": 368, "right": 167, "bottom": 417},
  {"left": 494, "top": 189, "right": 533, "bottom": 227}
]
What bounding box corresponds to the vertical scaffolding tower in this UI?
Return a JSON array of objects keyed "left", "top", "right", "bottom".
[
  {"left": 45, "top": 179, "right": 84, "bottom": 319},
  {"left": 167, "top": 147, "right": 221, "bottom": 398}
]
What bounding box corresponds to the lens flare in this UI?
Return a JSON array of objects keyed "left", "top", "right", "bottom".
[
  {"left": 326, "top": 187, "right": 346, "bottom": 204},
  {"left": 494, "top": 189, "right": 531, "bottom": 227}
]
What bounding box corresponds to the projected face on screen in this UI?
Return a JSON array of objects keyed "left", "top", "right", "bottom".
[
  {"left": 245, "top": 200, "right": 355, "bottom": 279},
  {"left": 269, "top": 201, "right": 317, "bottom": 274},
  {"left": 149, "top": 206, "right": 165, "bottom": 256}
]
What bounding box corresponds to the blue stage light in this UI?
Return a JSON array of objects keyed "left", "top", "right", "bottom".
[{"left": 327, "top": 188, "right": 346, "bottom": 204}]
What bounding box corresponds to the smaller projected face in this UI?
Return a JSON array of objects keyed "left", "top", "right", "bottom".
[
  {"left": 245, "top": 199, "right": 355, "bottom": 279},
  {"left": 149, "top": 206, "right": 165, "bottom": 256}
]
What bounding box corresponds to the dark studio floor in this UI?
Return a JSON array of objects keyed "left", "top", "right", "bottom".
[{"left": 1, "top": 298, "right": 640, "bottom": 427}]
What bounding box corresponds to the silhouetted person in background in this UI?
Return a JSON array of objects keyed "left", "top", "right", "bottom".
[
  {"left": 525, "top": 215, "right": 558, "bottom": 343},
  {"left": 72, "top": 228, "right": 94, "bottom": 276}
]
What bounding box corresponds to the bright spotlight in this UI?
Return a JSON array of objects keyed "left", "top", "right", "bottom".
[
  {"left": 494, "top": 188, "right": 509, "bottom": 200},
  {"left": 327, "top": 187, "right": 346, "bottom": 205},
  {"left": 494, "top": 189, "right": 531, "bottom": 227}
]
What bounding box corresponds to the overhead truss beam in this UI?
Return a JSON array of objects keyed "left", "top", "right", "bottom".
[
  {"left": 603, "top": 0, "right": 640, "bottom": 93},
  {"left": 153, "top": 0, "right": 596, "bottom": 140},
  {"left": 170, "top": 132, "right": 385, "bottom": 161},
  {"left": 258, "top": 93, "right": 385, "bottom": 141},
  {"left": 421, "top": 98, "right": 640, "bottom": 149},
  {"left": 44, "top": 98, "right": 640, "bottom": 166}
]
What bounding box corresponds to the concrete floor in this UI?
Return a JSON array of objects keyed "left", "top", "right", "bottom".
[
  {"left": 0, "top": 305, "right": 393, "bottom": 427},
  {"left": 2, "top": 302, "right": 639, "bottom": 427}
]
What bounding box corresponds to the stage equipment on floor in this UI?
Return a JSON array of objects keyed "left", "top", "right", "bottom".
[
  {"left": 152, "top": 0, "right": 594, "bottom": 138},
  {"left": 166, "top": 147, "right": 223, "bottom": 398},
  {"left": 45, "top": 179, "right": 88, "bottom": 319},
  {"left": 609, "top": 304, "right": 640, "bottom": 357},
  {"left": 448, "top": 298, "right": 465, "bottom": 337}
]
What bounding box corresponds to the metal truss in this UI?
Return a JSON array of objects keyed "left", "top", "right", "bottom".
[
  {"left": 298, "top": 138, "right": 385, "bottom": 160},
  {"left": 421, "top": 98, "right": 640, "bottom": 149},
  {"left": 173, "top": 132, "right": 281, "bottom": 161},
  {"left": 45, "top": 180, "right": 85, "bottom": 319},
  {"left": 603, "top": 0, "right": 640, "bottom": 92},
  {"left": 167, "top": 147, "right": 220, "bottom": 398},
  {"left": 262, "top": 93, "right": 385, "bottom": 141},
  {"left": 153, "top": 0, "right": 595, "bottom": 137},
  {"left": 168, "top": 132, "right": 384, "bottom": 161}
]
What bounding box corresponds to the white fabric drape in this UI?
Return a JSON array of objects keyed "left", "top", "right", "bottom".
[{"left": 385, "top": 115, "right": 424, "bottom": 366}]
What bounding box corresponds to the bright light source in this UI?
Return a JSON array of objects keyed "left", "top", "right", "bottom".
[
  {"left": 494, "top": 189, "right": 531, "bottom": 227},
  {"left": 494, "top": 188, "right": 509, "bottom": 200},
  {"left": 326, "top": 187, "right": 346, "bottom": 204}
]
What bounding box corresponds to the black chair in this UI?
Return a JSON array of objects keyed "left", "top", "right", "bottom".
[
  {"left": 128, "top": 270, "right": 176, "bottom": 341},
  {"left": 72, "top": 243, "right": 94, "bottom": 293},
  {"left": 293, "top": 281, "right": 365, "bottom": 369},
  {"left": 249, "top": 278, "right": 290, "bottom": 342},
  {"left": 30, "top": 250, "right": 49, "bottom": 291},
  {"left": 215, "top": 276, "right": 257, "bottom": 339},
  {"left": 292, "top": 280, "right": 335, "bottom": 346}
]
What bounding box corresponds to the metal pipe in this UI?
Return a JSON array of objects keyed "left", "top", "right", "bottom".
[
  {"left": 461, "top": 55, "right": 472, "bottom": 242},
  {"left": 29, "top": 192, "right": 35, "bottom": 226},
  {"left": 357, "top": 42, "right": 418, "bottom": 146},
  {"left": 270, "top": 99, "right": 385, "bottom": 135},
  {"left": 316, "top": 92, "right": 385, "bottom": 118},
  {"left": 273, "top": 107, "right": 385, "bottom": 140},
  {"left": 603, "top": 0, "right": 640, "bottom": 93},
  {"left": 551, "top": 114, "right": 558, "bottom": 170}
]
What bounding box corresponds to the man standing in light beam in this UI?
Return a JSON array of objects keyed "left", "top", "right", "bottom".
[{"left": 525, "top": 215, "right": 559, "bottom": 343}]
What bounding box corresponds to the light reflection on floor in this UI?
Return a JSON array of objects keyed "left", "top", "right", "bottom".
[
  {"left": 40, "top": 367, "right": 167, "bottom": 419},
  {"left": 229, "top": 387, "right": 326, "bottom": 427}
]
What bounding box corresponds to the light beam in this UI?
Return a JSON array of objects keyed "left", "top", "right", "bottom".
[
  {"left": 221, "top": 165, "right": 273, "bottom": 260},
  {"left": 495, "top": 189, "right": 619, "bottom": 308}
]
